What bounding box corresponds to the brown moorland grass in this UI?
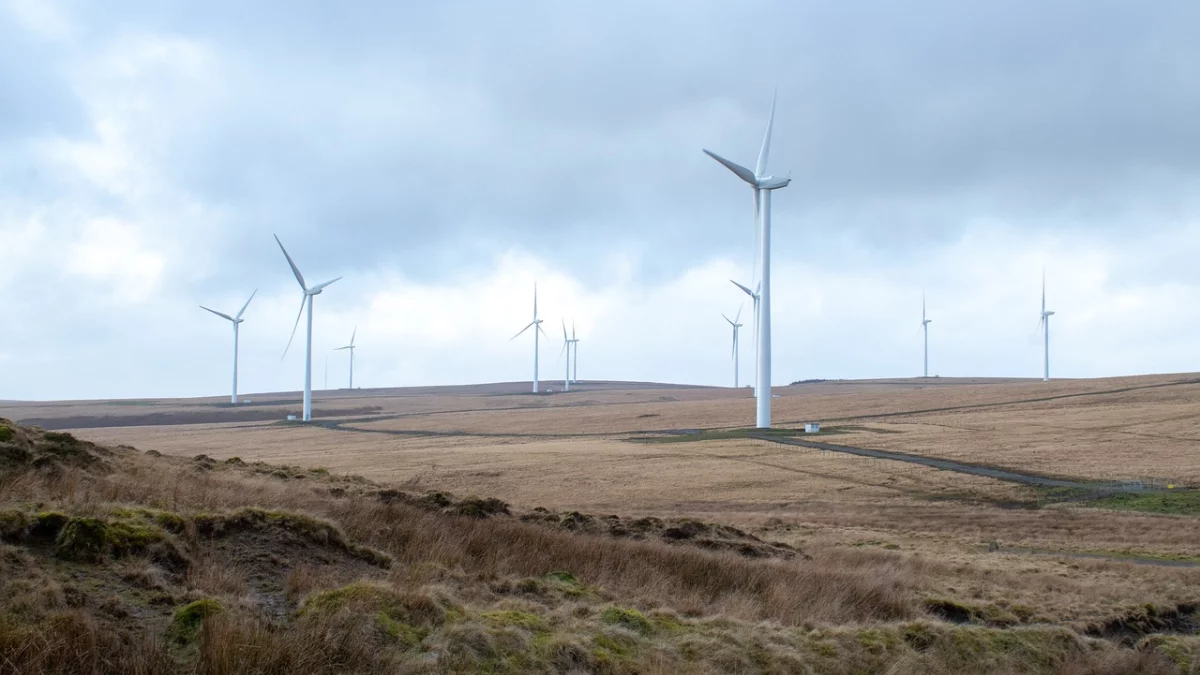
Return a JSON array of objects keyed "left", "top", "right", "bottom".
[{"left": 2, "top": 420, "right": 1199, "bottom": 672}]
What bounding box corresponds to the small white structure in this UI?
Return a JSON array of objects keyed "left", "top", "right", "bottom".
[
  {"left": 804, "top": 422, "right": 821, "bottom": 433},
  {"left": 286, "top": 414, "right": 297, "bottom": 421}
]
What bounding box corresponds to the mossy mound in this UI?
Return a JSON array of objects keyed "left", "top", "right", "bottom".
[
  {"left": 192, "top": 507, "right": 391, "bottom": 568},
  {"left": 0, "top": 420, "right": 116, "bottom": 474},
  {"left": 54, "top": 515, "right": 175, "bottom": 563},
  {"left": 299, "top": 582, "right": 459, "bottom": 649},
  {"left": 600, "top": 607, "right": 654, "bottom": 635},
  {"left": 169, "top": 598, "right": 223, "bottom": 643}
]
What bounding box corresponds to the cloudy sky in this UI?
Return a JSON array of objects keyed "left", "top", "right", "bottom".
[{"left": 2, "top": 0, "right": 1199, "bottom": 400}]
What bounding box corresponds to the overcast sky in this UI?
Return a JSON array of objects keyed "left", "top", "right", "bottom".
[{"left": 2, "top": 0, "right": 1200, "bottom": 400}]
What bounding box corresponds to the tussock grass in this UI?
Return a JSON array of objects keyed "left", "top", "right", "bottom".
[{"left": 1, "top": 416, "right": 1198, "bottom": 673}]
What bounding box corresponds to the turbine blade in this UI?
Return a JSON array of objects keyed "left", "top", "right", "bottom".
[
  {"left": 538, "top": 323, "right": 549, "bottom": 339},
  {"left": 533, "top": 283, "right": 538, "bottom": 319},
  {"left": 274, "top": 234, "right": 307, "bottom": 291},
  {"left": 235, "top": 289, "right": 257, "bottom": 320},
  {"left": 562, "top": 318, "right": 568, "bottom": 342},
  {"left": 282, "top": 295, "right": 306, "bottom": 360},
  {"left": 572, "top": 320, "right": 576, "bottom": 340},
  {"left": 755, "top": 90, "right": 777, "bottom": 178},
  {"left": 309, "top": 277, "right": 342, "bottom": 293},
  {"left": 350, "top": 327, "right": 356, "bottom": 347},
  {"left": 334, "top": 346, "right": 351, "bottom": 351},
  {"left": 200, "top": 305, "right": 234, "bottom": 322},
  {"left": 703, "top": 150, "right": 757, "bottom": 185},
  {"left": 735, "top": 303, "right": 743, "bottom": 323},
  {"left": 730, "top": 279, "right": 754, "bottom": 297},
  {"left": 510, "top": 321, "right": 536, "bottom": 341},
  {"left": 1042, "top": 275, "right": 1047, "bottom": 315}
]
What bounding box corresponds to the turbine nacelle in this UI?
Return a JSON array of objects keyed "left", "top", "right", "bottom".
[
  {"left": 757, "top": 175, "right": 791, "bottom": 190},
  {"left": 703, "top": 151, "right": 791, "bottom": 191}
]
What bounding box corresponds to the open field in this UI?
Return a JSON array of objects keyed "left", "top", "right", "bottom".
[{"left": 5, "top": 375, "right": 1200, "bottom": 672}]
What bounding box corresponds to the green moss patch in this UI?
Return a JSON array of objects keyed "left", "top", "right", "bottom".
[
  {"left": 300, "top": 582, "right": 454, "bottom": 638},
  {"left": 169, "top": 599, "right": 223, "bottom": 642},
  {"left": 600, "top": 607, "right": 654, "bottom": 635},
  {"left": 1089, "top": 489, "right": 1200, "bottom": 516},
  {"left": 54, "top": 516, "right": 167, "bottom": 562}
]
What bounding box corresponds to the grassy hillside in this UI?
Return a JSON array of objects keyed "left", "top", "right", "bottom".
[{"left": 0, "top": 417, "right": 1194, "bottom": 674}]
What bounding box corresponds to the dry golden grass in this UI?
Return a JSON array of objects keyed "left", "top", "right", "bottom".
[
  {"left": 4, "top": 414, "right": 1200, "bottom": 673},
  {"left": 18, "top": 375, "right": 1200, "bottom": 571}
]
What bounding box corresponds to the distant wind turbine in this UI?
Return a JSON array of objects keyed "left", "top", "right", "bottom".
[
  {"left": 706, "top": 92, "right": 790, "bottom": 428},
  {"left": 568, "top": 321, "right": 580, "bottom": 383},
  {"left": 334, "top": 327, "right": 357, "bottom": 390},
  {"left": 559, "top": 319, "right": 571, "bottom": 392},
  {"left": 730, "top": 280, "right": 760, "bottom": 396},
  {"left": 1039, "top": 272, "right": 1055, "bottom": 382},
  {"left": 200, "top": 290, "right": 256, "bottom": 404},
  {"left": 921, "top": 293, "right": 932, "bottom": 378},
  {"left": 276, "top": 234, "right": 342, "bottom": 422},
  {"left": 723, "top": 305, "right": 744, "bottom": 388},
  {"left": 511, "top": 284, "right": 548, "bottom": 393}
]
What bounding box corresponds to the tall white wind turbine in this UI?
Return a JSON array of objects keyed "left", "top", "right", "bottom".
[
  {"left": 276, "top": 234, "right": 342, "bottom": 422},
  {"left": 511, "top": 284, "right": 548, "bottom": 393},
  {"left": 706, "top": 93, "right": 791, "bottom": 428},
  {"left": 568, "top": 321, "right": 580, "bottom": 383},
  {"left": 730, "top": 280, "right": 760, "bottom": 396},
  {"left": 334, "top": 327, "right": 357, "bottom": 390},
  {"left": 200, "top": 290, "right": 257, "bottom": 404},
  {"left": 723, "top": 306, "right": 744, "bottom": 388},
  {"left": 921, "top": 293, "right": 932, "bottom": 378},
  {"left": 1039, "top": 272, "right": 1055, "bottom": 382}
]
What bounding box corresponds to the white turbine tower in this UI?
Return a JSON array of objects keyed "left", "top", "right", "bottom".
[
  {"left": 723, "top": 306, "right": 744, "bottom": 388},
  {"left": 511, "top": 284, "right": 548, "bottom": 393},
  {"left": 560, "top": 319, "right": 572, "bottom": 392},
  {"left": 731, "top": 280, "right": 760, "bottom": 396},
  {"left": 921, "top": 293, "right": 932, "bottom": 378},
  {"left": 276, "top": 234, "right": 342, "bottom": 422},
  {"left": 568, "top": 322, "right": 580, "bottom": 384},
  {"left": 200, "top": 290, "right": 257, "bottom": 404},
  {"left": 1039, "top": 272, "right": 1054, "bottom": 382},
  {"left": 334, "top": 327, "right": 356, "bottom": 390},
  {"left": 706, "top": 93, "right": 790, "bottom": 428}
]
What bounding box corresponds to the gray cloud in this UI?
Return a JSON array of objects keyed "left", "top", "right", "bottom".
[{"left": 3, "top": 0, "right": 1200, "bottom": 399}]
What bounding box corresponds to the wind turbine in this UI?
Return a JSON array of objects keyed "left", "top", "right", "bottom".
[
  {"left": 200, "top": 290, "right": 256, "bottom": 404},
  {"left": 731, "top": 280, "right": 760, "bottom": 396},
  {"left": 334, "top": 327, "right": 356, "bottom": 390},
  {"left": 921, "top": 293, "right": 932, "bottom": 378},
  {"left": 559, "top": 319, "right": 571, "bottom": 392},
  {"left": 276, "top": 234, "right": 342, "bottom": 422},
  {"left": 723, "top": 306, "right": 744, "bottom": 388},
  {"left": 511, "top": 284, "right": 548, "bottom": 393},
  {"left": 568, "top": 321, "right": 581, "bottom": 383},
  {"left": 705, "top": 92, "right": 790, "bottom": 428},
  {"left": 1039, "top": 272, "right": 1055, "bottom": 382}
]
